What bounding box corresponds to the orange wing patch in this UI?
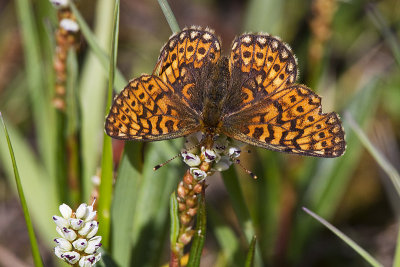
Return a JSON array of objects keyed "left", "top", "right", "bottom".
[
  {"left": 156, "top": 26, "right": 221, "bottom": 87},
  {"left": 229, "top": 33, "right": 297, "bottom": 98},
  {"left": 105, "top": 75, "right": 198, "bottom": 141},
  {"left": 223, "top": 85, "right": 345, "bottom": 157}
]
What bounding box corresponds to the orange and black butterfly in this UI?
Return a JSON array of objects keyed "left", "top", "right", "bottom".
[{"left": 105, "top": 26, "right": 345, "bottom": 157}]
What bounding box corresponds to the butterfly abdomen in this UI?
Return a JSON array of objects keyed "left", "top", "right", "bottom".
[{"left": 201, "top": 57, "right": 230, "bottom": 132}]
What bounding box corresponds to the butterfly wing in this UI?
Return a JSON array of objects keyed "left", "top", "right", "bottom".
[
  {"left": 106, "top": 27, "right": 222, "bottom": 141},
  {"left": 105, "top": 75, "right": 199, "bottom": 141},
  {"left": 155, "top": 26, "right": 221, "bottom": 112},
  {"left": 222, "top": 34, "right": 345, "bottom": 157}
]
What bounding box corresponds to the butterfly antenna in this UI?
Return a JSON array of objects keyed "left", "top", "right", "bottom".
[
  {"left": 233, "top": 158, "right": 258, "bottom": 179},
  {"left": 153, "top": 154, "right": 181, "bottom": 170},
  {"left": 153, "top": 141, "right": 204, "bottom": 171}
]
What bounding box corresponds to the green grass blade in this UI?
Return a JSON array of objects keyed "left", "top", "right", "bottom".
[
  {"left": 110, "top": 142, "right": 143, "bottom": 267},
  {"left": 222, "top": 167, "right": 264, "bottom": 267},
  {"left": 70, "top": 2, "right": 127, "bottom": 90},
  {"left": 15, "top": 0, "right": 54, "bottom": 177},
  {"left": 303, "top": 207, "right": 383, "bottom": 267},
  {"left": 393, "top": 227, "right": 400, "bottom": 267},
  {"left": 170, "top": 192, "right": 180, "bottom": 250},
  {"left": 98, "top": 0, "right": 120, "bottom": 249},
  {"left": 157, "top": 0, "right": 180, "bottom": 33},
  {"left": 345, "top": 112, "right": 400, "bottom": 197},
  {"left": 245, "top": 236, "right": 257, "bottom": 267},
  {"left": 0, "top": 113, "right": 44, "bottom": 267},
  {"left": 243, "top": 0, "right": 284, "bottom": 35},
  {"left": 366, "top": 3, "right": 400, "bottom": 67},
  {"left": 187, "top": 191, "right": 206, "bottom": 267},
  {"left": 129, "top": 141, "right": 182, "bottom": 266},
  {"left": 73, "top": 0, "right": 119, "bottom": 199}
]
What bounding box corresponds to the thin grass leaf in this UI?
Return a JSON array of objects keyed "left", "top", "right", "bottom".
[
  {"left": 157, "top": 0, "right": 180, "bottom": 33},
  {"left": 366, "top": 3, "right": 400, "bottom": 67},
  {"left": 98, "top": 0, "right": 120, "bottom": 249},
  {"left": 245, "top": 236, "right": 257, "bottom": 267},
  {"left": 222, "top": 167, "right": 264, "bottom": 267},
  {"left": 187, "top": 191, "right": 206, "bottom": 267},
  {"left": 345, "top": 112, "right": 400, "bottom": 197},
  {"left": 303, "top": 207, "right": 383, "bottom": 267},
  {"left": 129, "top": 141, "right": 182, "bottom": 266},
  {"left": 70, "top": 1, "right": 127, "bottom": 90},
  {"left": 243, "top": 0, "right": 284, "bottom": 35},
  {"left": 169, "top": 192, "right": 180, "bottom": 250},
  {"left": 393, "top": 227, "right": 400, "bottom": 267},
  {"left": 15, "top": 0, "right": 54, "bottom": 178},
  {"left": 0, "top": 113, "right": 44, "bottom": 267},
  {"left": 73, "top": 0, "right": 118, "bottom": 199},
  {"left": 110, "top": 142, "right": 143, "bottom": 267}
]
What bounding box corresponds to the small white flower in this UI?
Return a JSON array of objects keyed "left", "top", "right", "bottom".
[
  {"left": 53, "top": 215, "right": 69, "bottom": 228},
  {"left": 228, "top": 146, "right": 241, "bottom": 158},
  {"left": 79, "top": 253, "right": 101, "bottom": 267},
  {"left": 202, "top": 148, "right": 220, "bottom": 163},
  {"left": 54, "top": 246, "right": 65, "bottom": 259},
  {"left": 190, "top": 168, "right": 207, "bottom": 179},
  {"left": 54, "top": 238, "right": 72, "bottom": 251},
  {"left": 85, "top": 236, "right": 102, "bottom": 254},
  {"left": 60, "top": 18, "right": 79, "bottom": 33},
  {"left": 86, "top": 222, "right": 99, "bottom": 239},
  {"left": 62, "top": 227, "right": 77, "bottom": 241},
  {"left": 69, "top": 218, "right": 84, "bottom": 230},
  {"left": 62, "top": 251, "right": 80, "bottom": 264},
  {"left": 59, "top": 204, "right": 73, "bottom": 219},
  {"left": 182, "top": 151, "right": 201, "bottom": 166},
  {"left": 72, "top": 239, "right": 88, "bottom": 251},
  {"left": 85, "top": 206, "right": 97, "bottom": 222},
  {"left": 75, "top": 203, "right": 88, "bottom": 219},
  {"left": 78, "top": 221, "right": 96, "bottom": 236}
]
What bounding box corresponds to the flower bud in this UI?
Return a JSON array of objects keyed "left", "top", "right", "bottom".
[
  {"left": 59, "top": 204, "right": 72, "bottom": 219},
  {"left": 72, "top": 239, "right": 88, "bottom": 251},
  {"left": 53, "top": 215, "right": 69, "bottom": 228},
  {"left": 62, "top": 251, "right": 80, "bottom": 264}
]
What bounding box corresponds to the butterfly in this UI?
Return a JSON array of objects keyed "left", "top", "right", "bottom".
[{"left": 105, "top": 26, "right": 346, "bottom": 158}]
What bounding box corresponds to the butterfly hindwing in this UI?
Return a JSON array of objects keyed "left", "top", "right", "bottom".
[{"left": 223, "top": 84, "right": 346, "bottom": 157}]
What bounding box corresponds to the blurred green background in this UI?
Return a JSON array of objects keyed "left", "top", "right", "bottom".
[{"left": 0, "top": 0, "right": 399, "bottom": 266}]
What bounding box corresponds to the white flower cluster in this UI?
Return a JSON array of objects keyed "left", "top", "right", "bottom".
[
  {"left": 53, "top": 202, "right": 102, "bottom": 266},
  {"left": 181, "top": 134, "right": 243, "bottom": 179}
]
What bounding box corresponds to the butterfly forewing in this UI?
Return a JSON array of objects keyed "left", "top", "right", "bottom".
[
  {"left": 155, "top": 27, "right": 221, "bottom": 111},
  {"left": 105, "top": 75, "right": 198, "bottom": 141}
]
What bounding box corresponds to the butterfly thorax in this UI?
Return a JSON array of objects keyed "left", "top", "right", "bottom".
[{"left": 200, "top": 57, "right": 230, "bottom": 138}]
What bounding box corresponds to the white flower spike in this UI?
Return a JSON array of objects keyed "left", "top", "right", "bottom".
[{"left": 53, "top": 201, "right": 102, "bottom": 266}]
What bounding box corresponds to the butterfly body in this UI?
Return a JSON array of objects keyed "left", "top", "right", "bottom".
[{"left": 106, "top": 26, "right": 346, "bottom": 157}]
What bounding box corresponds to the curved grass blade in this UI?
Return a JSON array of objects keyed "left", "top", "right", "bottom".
[
  {"left": 97, "top": 0, "right": 120, "bottom": 249},
  {"left": 187, "top": 190, "right": 206, "bottom": 267},
  {"left": 0, "top": 113, "right": 44, "bottom": 267},
  {"left": 245, "top": 236, "right": 257, "bottom": 267},
  {"left": 303, "top": 207, "right": 383, "bottom": 267},
  {"left": 170, "top": 192, "right": 180, "bottom": 250},
  {"left": 345, "top": 112, "right": 400, "bottom": 197},
  {"left": 157, "top": 0, "right": 180, "bottom": 33}
]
